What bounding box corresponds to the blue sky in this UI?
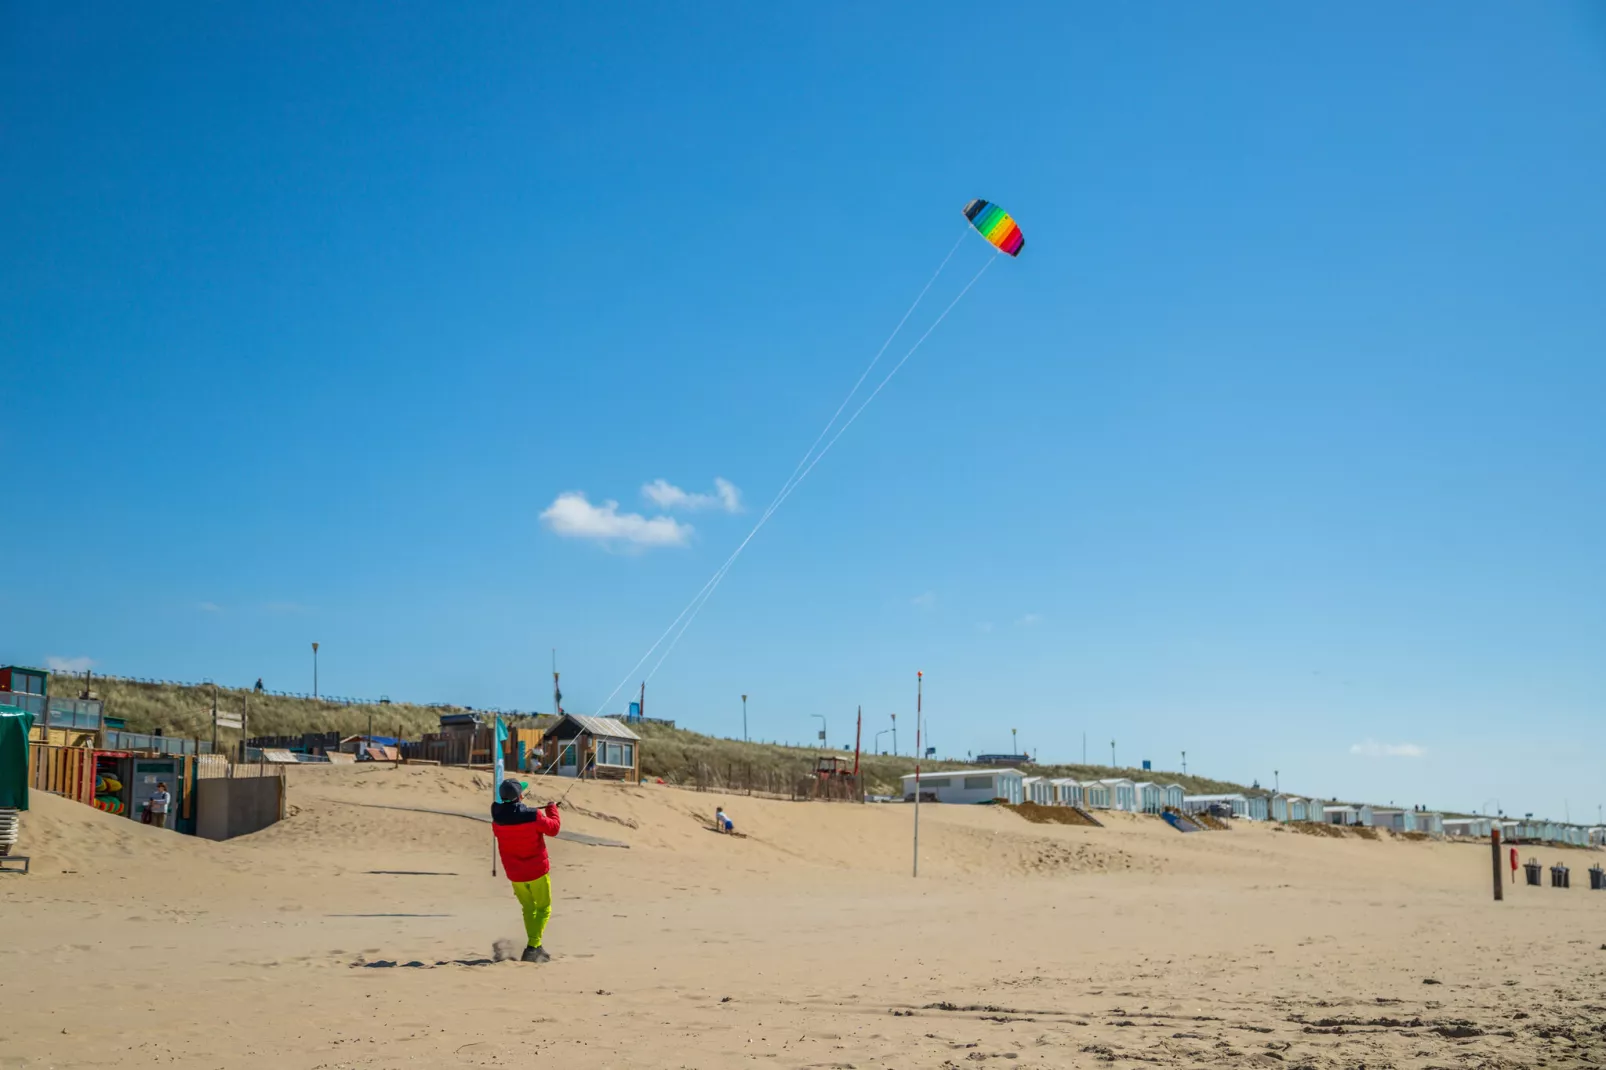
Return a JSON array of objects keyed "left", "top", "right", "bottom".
[{"left": 4, "top": 3, "right": 1603, "bottom": 822}]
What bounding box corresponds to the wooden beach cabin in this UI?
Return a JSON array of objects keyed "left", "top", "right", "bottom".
[{"left": 541, "top": 714, "right": 641, "bottom": 781}]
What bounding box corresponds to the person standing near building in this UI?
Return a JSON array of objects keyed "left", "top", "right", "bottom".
[
  {"left": 491, "top": 778, "right": 561, "bottom": 963},
  {"left": 149, "top": 782, "right": 172, "bottom": 830}
]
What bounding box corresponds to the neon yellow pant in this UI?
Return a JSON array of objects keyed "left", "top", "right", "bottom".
[{"left": 511, "top": 875, "right": 552, "bottom": 949}]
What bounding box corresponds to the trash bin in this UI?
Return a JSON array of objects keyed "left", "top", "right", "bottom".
[
  {"left": 1589, "top": 866, "right": 1605, "bottom": 891},
  {"left": 1524, "top": 859, "right": 1543, "bottom": 886},
  {"left": 1550, "top": 864, "right": 1569, "bottom": 889}
]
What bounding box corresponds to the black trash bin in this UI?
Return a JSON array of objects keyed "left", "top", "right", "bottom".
[
  {"left": 1524, "top": 859, "right": 1543, "bottom": 886},
  {"left": 1550, "top": 864, "right": 1570, "bottom": 889},
  {"left": 1589, "top": 866, "right": 1604, "bottom": 891}
]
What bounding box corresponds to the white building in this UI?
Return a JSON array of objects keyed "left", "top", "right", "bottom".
[
  {"left": 901, "top": 768, "right": 1024, "bottom": 805},
  {"left": 1023, "top": 776, "right": 1055, "bottom": 806},
  {"left": 1589, "top": 827, "right": 1606, "bottom": 847},
  {"left": 1443, "top": 817, "right": 1492, "bottom": 839},
  {"left": 1324, "top": 803, "right": 1374, "bottom": 827},
  {"left": 1095, "top": 778, "right": 1138, "bottom": 812},
  {"left": 1185, "top": 793, "right": 1249, "bottom": 819},
  {"left": 1372, "top": 808, "right": 1412, "bottom": 833},
  {"left": 1134, "top": 782, "right": 1164, "bottom": 814},
  {"left": 1416, "top": 811, "right": 1444, "bottom": 836},
  {"left": 1246, "top": 795, "right": 1270, "bottom": 821},
  {"left": 1050, "top": 778, "right": 1082, "bottom": 807},
  {"left": 1163, "top": 784, "right": 1186, "bottom": 811}
]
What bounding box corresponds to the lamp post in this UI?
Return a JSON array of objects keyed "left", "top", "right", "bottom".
[
  {"left": 1110, "top": 739, "right": 1116, "bottom": 768},
  {"left": 742, "top": 694, "right": 748, "bottom": 743},
  {"left": 311, "top": 642, "right": 319, "bottom": 699},
  {"left": 1182, "top": 750, "right": 1187, "bottom": 775},
  {"left": 1274, "top": 769, "right": 1280, "bottom": 793},
  {"left": 1011, "top": 727, "right": 1017, "bottom": 756},
  {"left": 811, "top": 713, "right": 827, "bottom": 750},
  {"left": 875, "top": 728, "right": 891, "bottom": 754}
]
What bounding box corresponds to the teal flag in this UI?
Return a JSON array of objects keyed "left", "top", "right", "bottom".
[
  {"left": 0, "top": 707, "right": 36, "bottom": 810},
  {"left": 493, "top": 715, "right": 506, "bottom": 796}
]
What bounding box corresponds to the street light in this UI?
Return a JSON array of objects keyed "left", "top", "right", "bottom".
[
  {"left": 1011, "top": 727, "right": 1017, "bottom": 755},
  {"left": 874, "top": 728, "right": 892, "bottom": 754},
  {"left": 811, "top": 713, "right": 827, "bottom": 750},
  {"left": 742, "top": 694, "right": 748, "bottom": 743},
  {"left": 311, "top": 642, "right": 319, "bottom": 699},
  {"left": 1110, "top": 739, "right": 1116, "bottom": 768},
  {"left": 1274, "top": 769, "right": 1280, "bottom": 793}
]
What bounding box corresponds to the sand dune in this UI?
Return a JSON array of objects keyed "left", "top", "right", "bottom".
[{"left": 4, "top": 765, "right": 1603, "bottom": 1068}]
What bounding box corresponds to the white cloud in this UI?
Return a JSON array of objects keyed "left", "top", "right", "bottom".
[
  {"left": 911, "top": 591, "right": 938, "bottom": 611},
  {"left": 642, "top": 477, "right": 742, "bottom": 513},
  {"left": 541, "top": 491, "right": 693, "bottom": 549},
  {"left": 1015, "top": 613, "right": 1043, "bottom": 627},
  {"left": 46, "top": 655, "right": 94, "bottom": 673},
  {"left": 977, "top": 621, "right": 995, "bottom": 633},
  {"left": 1350, "top": 740, "right": 1425, "bottom": 759}
]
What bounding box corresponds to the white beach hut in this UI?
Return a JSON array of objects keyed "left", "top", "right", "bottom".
[
  {"left": 900, "top": 768, "right": 1025, "bottom": 805},
  {"left": 1023, "top": 776, "right": 1054, "bottom": 806},
  {"left": 1324, "top": 803, "right": 1374, "bottom": 827},
  {"left": 1097, "top": 778, "right": 1138, "bottom": 813},
  {"left": 1163, "top": 784, "right": 1185, "bottom": 811},
  {"left": 1050, "top": 778, "right": 1082, "bottom": 807},
  {"left": 1134, "top": 782, "right": 1164, "bottom": 814},
  {"left": 1083, "top": 781, "right": 1112, "bottom": 810},
  {"left": 1185, "top": 793, "right": 1249, "bottom": 819}
]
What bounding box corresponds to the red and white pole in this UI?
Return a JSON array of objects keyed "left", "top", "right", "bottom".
[{"left": 913, "top": 671, "right": 923, "bottom": 878}]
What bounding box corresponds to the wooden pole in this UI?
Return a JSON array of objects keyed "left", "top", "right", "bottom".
[{"left": 1491, "top": 827, "right": 1503, "bottom": 901}]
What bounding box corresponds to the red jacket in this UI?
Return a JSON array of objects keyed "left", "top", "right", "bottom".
[{"left": 491, "top": 801, "right": 561, "bottom": 883}]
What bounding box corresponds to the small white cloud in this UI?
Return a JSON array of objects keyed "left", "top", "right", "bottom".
[
  {"left": 977, "top": 621, "right": 995, "bottom": 633},
  {"left": 46, "top": 655, "right": 94, "bottom": 673},
  {"left": 1350, "top": 740, "right": 1425, "bottom": 758},
  {"left": 642, "top": 478, "right": 742, "bottom": 513},
  {"left": 1015, "top": 613, "right": 1043, "bottom": 627},
  {"left": 197, "top": 601, "right": 222, "bottom": 613},
  {"left": 911, "top": 591, "right": 938, "bottom": 611},
  {"left": 541, "top": 491, "right": 693, "bottom": 549}
]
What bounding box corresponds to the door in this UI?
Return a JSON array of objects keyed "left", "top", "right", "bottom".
[{"left": 558, "top": 741, "right": 579, "bottom": 777}]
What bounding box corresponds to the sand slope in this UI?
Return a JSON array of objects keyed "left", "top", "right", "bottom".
[{"left": 4, "top": 766, "right": 1603, "bottom": 1068}]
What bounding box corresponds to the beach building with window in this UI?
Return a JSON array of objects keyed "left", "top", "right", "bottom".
[
  {"left": 1134, "top": 782, "right": 1164, "bottom": 814},
  {"left": 1185, "top": 793, "right": 1249, "bottom": 819},
  {"left": 1023, "top": 776, "right": 1055, "bottom": 806},
  {"left": 1324, "top": 803, "right": 1375, "bottom": 827},
  {"left": 900, "top": 768, "right": 1024, "bottom": 805},
  {"left": 1092, "top": 778, "right": 1137, "bottom": 812},
  {"left": 1443, "top": 817, "right": 1493, "bottom": 839},
  {"left": 541, "top": 714, "right": 640, "bottom": 781},
  {"left": 1163, "top": 784, "right": 1185, "bottom": 811},
  {"left": 1050, "top": 778, "right": 1081, "bottom": 807}
]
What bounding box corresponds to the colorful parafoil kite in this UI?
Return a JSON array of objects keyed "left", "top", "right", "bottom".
[{"left": 963, "top": 199, "right": 1024, "bottom": 257}]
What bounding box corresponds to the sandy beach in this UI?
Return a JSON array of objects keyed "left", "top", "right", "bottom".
[{"left": 4, "top": 765, "right": 1603, "bottom": 1069}]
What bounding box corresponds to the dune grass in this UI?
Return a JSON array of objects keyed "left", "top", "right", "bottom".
[{"left": 54, "top": 673, "right": 1255, "bottom": 798}]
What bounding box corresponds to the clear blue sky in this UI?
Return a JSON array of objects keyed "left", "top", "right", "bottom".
[{"left": 5, "top": 4, "right": 1603, "bottom": 822}]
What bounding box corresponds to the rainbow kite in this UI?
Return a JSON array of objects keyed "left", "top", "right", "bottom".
[{"left": 963, "top": 199, "right": 1025, "bottom": 257}]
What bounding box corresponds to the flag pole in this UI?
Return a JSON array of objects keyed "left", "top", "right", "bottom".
[{"left": 492, "top": 714, "right": 507, "bottom": 876}]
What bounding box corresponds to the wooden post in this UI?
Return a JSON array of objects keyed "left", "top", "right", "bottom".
[{"left": 1491, "top": 827, "right": 1503, "bottom": 901}]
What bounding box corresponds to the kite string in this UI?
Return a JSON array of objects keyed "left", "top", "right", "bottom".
[
  {"left": 589, "top": 228, "right": 971, "bottom": 716},
  {"left": 640, "top": 254, "right": 997, "bottom": 684}
]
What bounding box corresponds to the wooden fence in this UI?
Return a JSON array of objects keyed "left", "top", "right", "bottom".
[
  {"left": 26, "top": 745, "right": 96, "bottom": 805},
  {"left": 685, "top": 761, "right": 863, "bottom": 803}
]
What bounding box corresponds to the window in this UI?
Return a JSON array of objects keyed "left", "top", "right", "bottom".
[
  {"left": 963, "top": 776, "right": 992, "bottom": 790},
  {"left": 597, "top": 740, "right": 635, "bottom": 767},
  {"left": 919, "top": 777, "right": 950, "bottom": 789}
]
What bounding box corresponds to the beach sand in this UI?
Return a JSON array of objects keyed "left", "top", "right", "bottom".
[{"left": 3, "top": 764, "right": 1602, "bottom": 1068}]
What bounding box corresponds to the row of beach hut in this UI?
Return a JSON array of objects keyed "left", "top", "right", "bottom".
[{"left": 895, "top": 771, "right": 1602, "bottom": 847}]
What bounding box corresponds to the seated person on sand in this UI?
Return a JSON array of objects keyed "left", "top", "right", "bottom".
[{"left": 715, "top": 807, "right": 734, "bottom": 833}]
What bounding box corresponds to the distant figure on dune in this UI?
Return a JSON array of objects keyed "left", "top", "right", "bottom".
[
  {"left": 491, "top": 778, "right": 561, "bottom": 964},
  {"left": 715, "top": 807, "right": 734, "bottom": 834},
  {"left": 254, "top": 678, "right": 264, "bottom": 693}
]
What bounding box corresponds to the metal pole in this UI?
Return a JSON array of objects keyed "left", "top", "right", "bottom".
[
  {"left": 1110, "top": 739, "right": 1116, "bottom": 768},
  {"left": 311, "top": 642, "right": 319, "bottom": 699},
  {"left": 913, "top": 671, "right": 923, "bottom": 878},
  {"left": 742, "top": 694, "right": 748, "bottom": 743},
  {"left": 892, "top": 713, "right": 897, "bottom": 756},
  {"left": 1491, "top": 827, "right": 1503, "bottom": 901},
  {"left": 812, "top": 713, "right": 827, "bottom": 750},
  {"left": 1274, "top": 769, "right": 1279, "bottom": 793},
  {"left": 1182, "top": 750, "right": 1187, "bottom": 775},
  {"left": 210, "top": 684, "right": 218, "bottom": 756}
]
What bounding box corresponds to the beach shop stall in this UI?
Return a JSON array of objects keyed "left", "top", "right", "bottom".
[{"left": 900, "top": 768, "right": 1024, "bottom": 805}]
